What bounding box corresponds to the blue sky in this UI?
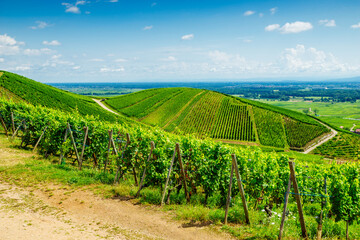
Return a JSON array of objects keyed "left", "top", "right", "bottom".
[{"left": 0, "top": 0, "right": 360, "bottom": 82}]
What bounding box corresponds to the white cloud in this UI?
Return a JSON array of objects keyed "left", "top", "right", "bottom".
[
  {"left": 23, "top": 48, "right": 53, "bottom": 56},
  {"left": 43, "top": 40, "right": 61, "bottom": 46},
  {"left": 62, "top": 1, "right": 87, "bottom": 14},
  {"left": 161, "top": 56, "right": 177, "bottom": 61},
  {"left": 265, "top": 21, "right": 313, "bottom": 34},
  {"left": 244, "top": 10, "right": 255, "bottom": 16},
  {"left": 208, "top": 50, "right": 231, "bottom": 62},
  {"left": 319, "top": 19, "right": 336, "bottom": 27},
  {"left": 15, "top": 66, "right": 31, "bottom": 71},
  {"left": 143, "top": 25, "right": 153, "bottom": 31},
  {"left": 280, "top": 44, "right": 348, "bottom": 73},
  {"left": 0, "top": 34, "right": 20, "bottom": 55},
  {"left": 73, "top": 66, "right": 81, "bottom": 70},
  {"left": 109, "top": 0, "right": 118, "bottom": 2},
  {"left": 351, "top": 22, "right": 360, "bottom": 29},
  {"left": 89, "top": 58, "right": 104, "bottom": 62},
  {"left": 270, "top": 7, "right": 278, "bottom": 15},
  {"left": 100, "top": 67, "right": 125, "bottom": 72},
  {"left": 181, "top": 34, "right": 194, "bottom": 40},
  {"left": 0, "top": 58, "right": 4, "bottom": 63},
  {"left": 115, "top": 58, "right": 127, "bottom": 62},
  {"left": 30, "top": 21, "right": 51, "bottom": 30},
  {"left": 265, "top": 24, "right": 280, "bottom": 32},
  {"left": 243, "top": 39, "right": 252, "bottom": 43}
]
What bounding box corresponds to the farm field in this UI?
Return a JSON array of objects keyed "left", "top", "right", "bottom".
[
  {"left": 0, "top": 99, "right": 359, "bottom": 239},
  {"left": 260, "top": 99, "right": 360, "bottom": 131},
  {"left": 0, "top": 71, "right": 130, "bottom": 123},
  {"left": 105, "top": 88, "right": 330, "bottom": 150}
]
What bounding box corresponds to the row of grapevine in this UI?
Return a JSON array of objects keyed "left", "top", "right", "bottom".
[
  {"left": 117, "top": 88, "right": 183, "bottom": 118},
  {"left": 164, "top": 91, "right": 208, "bottom": 132},
  {"left": 211, "top": 98, "right": 255, "bottom": 142},
  {"left": 178, "top": 91, "right": 224, "bottom": 137},
  {"left": 142, "top": 88, "right": 203, "bottom": 127},
  {"left": 0, "top": 71, "right": 119, "bottom": 122},
  {"left": 252, "top": 107, "right": 287, "bottom": 148},
  {"left": 284, "top": 117, "right": 330, "bottom": 150},
  {"left": 1, "top": 98, "right": 360, "bottom": 235}
]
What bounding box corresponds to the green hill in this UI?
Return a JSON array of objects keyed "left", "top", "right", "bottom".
[
  {"left": 0, "top": 71, "right": 124, "bottom": 122},
  {"left": 105, "top": 88, "right": 331, "bottom": 150}
]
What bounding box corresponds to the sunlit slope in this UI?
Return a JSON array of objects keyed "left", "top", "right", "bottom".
[
  {"left": 106, "top": 88, "right": 331, "bottom": 149},
  {"left": 0, "top": 71, "right": 121, "bottom": 122}
]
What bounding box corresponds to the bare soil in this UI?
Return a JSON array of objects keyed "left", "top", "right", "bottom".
[{"left": 0, "top": 136, "right": 233, "bottom": 240}]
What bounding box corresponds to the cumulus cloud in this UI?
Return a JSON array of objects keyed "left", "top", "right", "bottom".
[
  {"left": 62, "top": 1, "right": 87, "bottom": 14},
  {"left": 30, "top": 21, "right": 51, "bottom": 30},
  {"left": 161, "top": 56, "right": 177, "bottom": 62},
  {"left": 100, "top": 67, "right": 125, "bottom": 72},
  {"left": 265, "top": 24, "right": 280, "bottom": 32},
  {"left": 115, "top": 58, "right": 127, "bottom": 62},
  {"left": 143, "top": 25, "right": 153, "bottom": 30},
  {"left": 0, "top": 58, "right": 4, "bottom": 63},
  {"left": 244, "top": 10, "right": 255, "bottom": 16},
  {"left": 72, "top": 66, "right": 81, "bottom": 70},
  {"left": 351, "top": 23, "right": 360, "bottom": 29},
  {"left": 15, "top": 66, "right": 31, "bottom": 71},
  {"left": 270, "top": 7, "right": 278, "bottom": 15},
  {"left": 319, "top": 19, "right": 336, "bottom": 27},
  {"left": 89, "top": 58, "right": 104, "bottom": 62},
  {"left": 23, "top": 48, "right": 53, "bottom": 56},
  {"left": 0, "top": 34, "right": 20, "bottom": 55},
  {"left": 265, "top": 21, "right": 313, "bottom": 34},
  {"left": 280, "top": 44, "right": 349, "bottom": 73},
  {"left": 181, "top": 34, "right": 194, "bottom": 40},
  {"left": 43, "top": 40, "right": 61, "bottom": 46}
]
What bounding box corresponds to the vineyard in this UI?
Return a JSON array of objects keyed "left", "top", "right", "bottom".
[
  {"left": 106, "top": 87, "right": 330, "bottom": 149},
  {"left": 0, "top": 99, "right": 359, "bottom": 239},
  {"left": 0, "top": 71, "right": 124, "bottom": 123}
]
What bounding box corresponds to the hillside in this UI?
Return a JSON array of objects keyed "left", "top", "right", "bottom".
[
  {"left": 105, "top": 88, "right": 331, "bottom": 150},
  {"left": 0, "top": 71, "right": 124, "bottom": 122}
]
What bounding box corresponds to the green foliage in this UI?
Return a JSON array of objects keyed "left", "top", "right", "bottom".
[
  {"left": 0, "top": 71, "right": 123, "bottom": 122},
  {"left": 253, "top": 107, "right": 286, "bottom": 148},
  {"left": 312, "top": 132, "right": 360, "bottom": 160},
  {"left": 284, "top": 117, "right": 330, "bottom": 150},
  {"left": 106, "top": 87, "right": 329, "bottom": 148}
]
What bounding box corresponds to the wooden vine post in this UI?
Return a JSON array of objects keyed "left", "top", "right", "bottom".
[
  {"left": 286, "top": 161, "right": 308, "bottom": 239},
  {"left": 0, "top": 115, "right": 8, "bottom": 136},
  {"left": 176, "top": 143, "right": 190, "bottom": 203},
  {"left": 136, "top": 141, "right": 155, "bottom": 197},
  {"left": 279, "top": 175, "right": 292, "bottom": 240},
  {"left": 10, "top": 112, "right": 15, "bottom": 133},
  {"left": 161, "top": 143, "right": 190, "bottom": 205},
  {"left": 59, "top": 127, "right": 69, "bottom": 164},
  {"left": 113, "top": 133, "right": 131, "bottom": 184},
  {"left": 67, "top": 123, "right": 80, "bottom": 165},
  {"left": 224, "top": 161, "right": 234, "bottom": 225},
  {"left": 224, "top": 154, "right": 250, "bottom": 224},
  {"left": 78, "top": 126, "right": 89, "bottom": 170},
  {"left": 11, "top": 120, "right": 24, "bottom": 141},
  {"left": 33, "top": 126, "right": 48, "bottom": 152},
  {"left": 104, "top": 129, "right": 113, "bottom": 173}
]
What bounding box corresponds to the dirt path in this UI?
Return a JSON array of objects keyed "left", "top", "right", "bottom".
[
  {"left": 0, "top": 137, "right": 232, "bottom": 240},
  {"left": 303, "top": 120, "right": 338, "bottom": 154},
  {"left": 350, "top": 124, "right": 356, "bottom": 132},
  {"left": 93, "top": 99, "right": 119, "bottom": 116}
]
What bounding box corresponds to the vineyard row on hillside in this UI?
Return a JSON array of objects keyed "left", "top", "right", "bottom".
[{"left": 0, "top": 99, "right": 359, "bottom": 234}]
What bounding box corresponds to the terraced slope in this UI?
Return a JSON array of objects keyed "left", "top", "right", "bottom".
[
  {"left": 0, "top": 71, "right": 124, "bottom": 122},
  {"left": 106, "top": 88, "right": 331, "bottom": 149}
]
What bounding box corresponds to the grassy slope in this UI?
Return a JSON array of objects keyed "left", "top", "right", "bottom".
[
  {"left": 0, "top": 71, "right": 127, "bottom": 123},
  {"left": 106, "top": 88, "right": 330, "bottom": 149}
]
